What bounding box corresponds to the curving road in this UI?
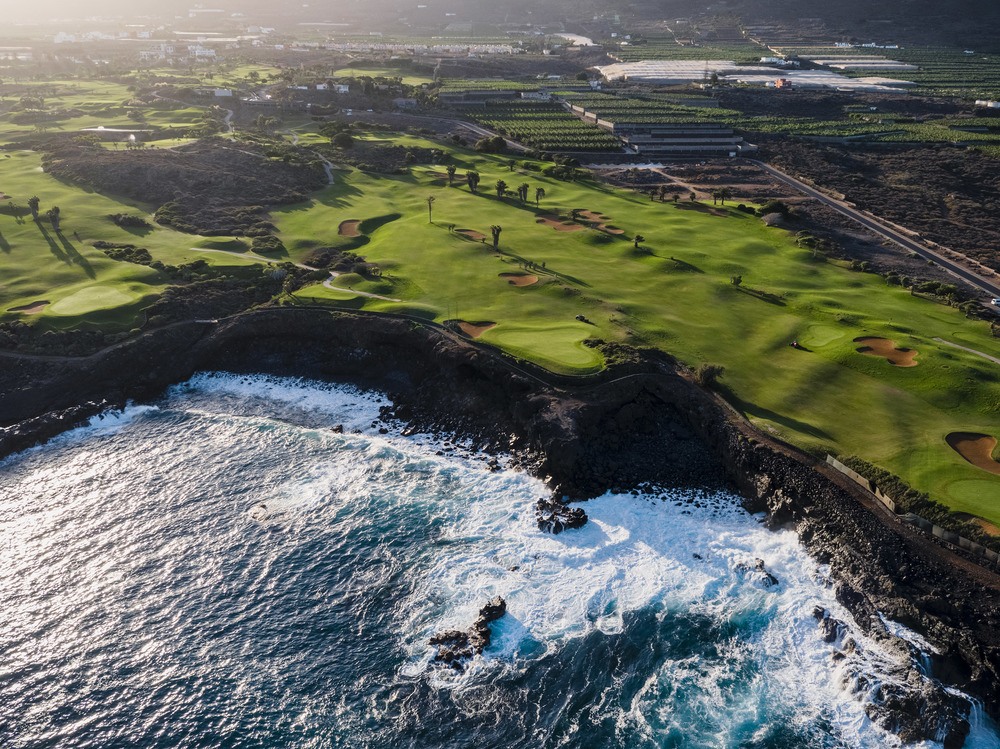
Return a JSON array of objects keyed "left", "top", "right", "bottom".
[{"left": 748, "top": 159, "right": 1000, "bottom": 300}]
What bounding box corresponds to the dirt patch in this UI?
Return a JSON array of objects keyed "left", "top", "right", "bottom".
[
  {"left": 854, "top": 336, "right": 919, "bottom": 367},
  {"left": 946, "top": 432, "right": 1000, "bottom": 476},
  {"left": 8, "top": 300, "right": 50, "bottom": 314},
  {"left": 602, "top": 225, "right": 625, "bottom": 235},
  {"left": 499, "top": 272, "right": 538, "bottom": 287},
  {"left": 430, "top": 171, "right": 467, "bottom": 184},
  {"left": 579, "top": 210, "right": 608, "bottom": 222},
  {"left": 457, "top": 228, "right": 486, "bottom": 241},
  {"left": 457, "top": 321, "right": 496, "bottom": 338},
  {"left": 956, "top": 512, "right": 1000, "bottom": 537},
  {"left": 338, "top": 220, "right": 361, "bottom": 237},
  {"left": 536, "top": 215, "right": 585, "bottom": 232}
]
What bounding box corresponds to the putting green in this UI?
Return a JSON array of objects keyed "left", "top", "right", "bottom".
[{"left": 48, "top": 286, "right": 138, "bottom": 316}]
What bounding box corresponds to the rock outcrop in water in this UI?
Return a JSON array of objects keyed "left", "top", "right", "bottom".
[
  {"left": 535, "top": 498, "right": 587, "bottom": 534},
  {"left": 735, "top": 558, "right": 779, "bottom": 588},
  {"left": 429, "top": 596, "right": 507, "bottom": 670}
]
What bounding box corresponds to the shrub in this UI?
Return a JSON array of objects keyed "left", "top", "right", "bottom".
[{"left": 695, "top": 363, "right": 724, "bottom": 388}]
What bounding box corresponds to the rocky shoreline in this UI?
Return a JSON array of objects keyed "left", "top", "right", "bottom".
[{"left": 1, "top": 308, "right": 998, "bottom": 744}]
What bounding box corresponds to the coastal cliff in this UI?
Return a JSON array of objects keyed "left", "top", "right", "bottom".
[{"left": 1, "top": 308, "right": 998, "bottom": 742}]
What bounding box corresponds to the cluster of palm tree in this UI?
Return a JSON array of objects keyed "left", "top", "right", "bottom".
[
  {"left": 711, "top": 188, "right": 733, "bottom": 205},
  {"left": 25, "top": 196, "right": 62, "bottom": 231}
]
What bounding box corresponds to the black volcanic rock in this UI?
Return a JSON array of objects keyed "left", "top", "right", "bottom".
[
  {"left": 430, "top": 596, "right": 507, "bottom": 671},
  {"left": 535, "top": 498, "right": 588, "bottom": 534}
]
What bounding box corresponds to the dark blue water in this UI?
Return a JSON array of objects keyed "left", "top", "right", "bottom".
[{"left": 1, "top": 373, "right": 996, "bottom": 748}]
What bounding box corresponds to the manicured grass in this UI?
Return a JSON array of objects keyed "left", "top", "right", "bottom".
[
  {"left": 268, "top": 145, "right": 1000, "bottom": 524},
  {"left": 0, "top": 149, "right": 253, "bottom": 329}
]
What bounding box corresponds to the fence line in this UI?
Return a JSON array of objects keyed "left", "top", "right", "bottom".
[{"left": 825, "top": 456, "right": 999, "bottom": 569}]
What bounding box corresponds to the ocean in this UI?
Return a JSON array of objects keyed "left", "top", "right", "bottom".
[{"left": 1, "top": 373, "right": 997, "bottom": 748}]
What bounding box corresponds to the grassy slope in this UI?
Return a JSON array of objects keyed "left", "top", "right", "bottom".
[
  {"left": 1, "top": 106, "right": 998, "bottom": 524},
  {"left": 0, "top": 149, "right": 259, "bottom": 329},
  {"left": 270, "top": 137, "right": 1000, "bottom": 523}
]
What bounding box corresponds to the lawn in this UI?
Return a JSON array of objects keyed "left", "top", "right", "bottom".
[
  {"left": 0, "top": 149, "right": 259, "bottom": 329},
  {"left": 3, "top": 112, "right": 999, "bottom": 527},
  {"left": 267, "top": 144, "right": 1000, "bottom": 525}
]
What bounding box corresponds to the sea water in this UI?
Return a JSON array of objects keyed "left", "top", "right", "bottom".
[{"left": 0, "top": 373, "right": 998, "bottom": 749}]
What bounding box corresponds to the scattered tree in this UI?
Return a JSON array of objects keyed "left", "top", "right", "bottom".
[
  {"left": 508, "top": 159, "right": 517, "bottom": 172},
  {"left": 47, "top": 206, "right": 61, "bottom": 232},
  {"left": 490, "top": 224, "right": 502, "bottom": 249},
  {"left": 730, "top": 274, "right": 743, "bottom": 286},
  {"left": 426, "top": 195, "right": 436, "bottom": 223},
  {"left": 517, "top": 183, "right": 530, "bottom": 202},
  {"left": 494, "top": 179, "right": 508, "bottom": 198},
  {"left": 332, "top": 131, "right": 354, "bottom": 149},
  {"left": 633, "top": 234, "right": 645, "bottom": 249},
  {"left": 27, "top": 196, "right": 39, "bottom": 221},
  {"left": 689, "top": 191, "right": 696, "bottom": 202},
  {"left": 535, "top": 186, "right": 545, "bottom": 207},
  {"left": 446, "top": 164, "right": 456, "bottom": 186},
  {"left": 466, "top": 170, "right": 480, "bottom": 194}
]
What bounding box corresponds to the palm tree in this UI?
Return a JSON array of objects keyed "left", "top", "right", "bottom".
[
  {"left": 689, "top": 191, "right": 696, "bottom": 202},
  {"left": 507, "top": 159, "right": 516, "bottom": 171},
  {"left": 466, "top": 170, "right": 480, "bottom": 194},
  {"left": 672, "top": 194, "right": 680, "bottom": 203},
  {"left": 426, "top": 195, "right": 436, "bottom": 223},
  {"left": 48, "top": 206, "right": 61, "bottom": 232},
  {"left": 718, "top": 187, "right": 732, "bottom": 205},
  {"left": 27, "top": 196, "right": 39, "bottom": 221},
  {"left": 494, "top": 179, "right": 508, "bottom": 198},
  {"left": 446, "top": 164, "right": 456, "bottom": 186},
  {"left": 535, "top": 187, "right": 545, "bottom": 207},
  {"left": 633, "top": 234, "right": 645, "bottom": 249},
  {"left": 657, "top": 185, "right": 667, "bottom": 202},
  {"left": 517, "top": 183, "right": 530, "bottom": 202},
  {"left": 490, "top": 225, "right": 502, "bottom": 249}
]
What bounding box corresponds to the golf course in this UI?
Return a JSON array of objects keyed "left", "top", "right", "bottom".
[{"left": 2, "top": 110, "right": 1000, "bottom": 529}]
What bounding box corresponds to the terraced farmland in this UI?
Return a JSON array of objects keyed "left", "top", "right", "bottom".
[{"left": 473, "top": 101, "right": 622, "bottom": 152}]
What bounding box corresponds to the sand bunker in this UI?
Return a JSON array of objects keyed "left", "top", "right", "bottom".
[
  {"left": 338, "top": 220, "right": 361, "bottom": 237},
  {"left": 576, "top": 209, "right": 625, "bottom": 234},
  {"left": 854, "top": 337, "right": 919, "bottom": 367},
  {"left": 457, "top": 321, "right": 496, "bottom": 338},
  {"left": 946, "top": 432, "right": 1000, "bottom": 476},
  {"left": 457, "top": 228, "right": 487, "bottom": 241},
  {"left": 536, "top": 215, "right": 585, "bottom": 232},
  {"left": 956, "top": 512, "right": 1000, "bottom": 537},
  {"left": 499, "top": 272, "right": 538, "bottom": 287},
  {"left": 8, "top": 300, "right": 49, "bottom": 314}
]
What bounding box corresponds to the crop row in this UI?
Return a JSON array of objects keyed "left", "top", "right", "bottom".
[{"left": 471, "top": 102, "right": 622, "bottom": 151}]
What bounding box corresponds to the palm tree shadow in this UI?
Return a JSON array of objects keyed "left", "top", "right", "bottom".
[
  {"left": 0, "top": 232, "right": 10, "bottom": 253},
  {"left": 56, "top": 231, "right": 96, "bottom": 278},
  {"left": 37, "top": 221, "right": 68, "bottom": 262}
]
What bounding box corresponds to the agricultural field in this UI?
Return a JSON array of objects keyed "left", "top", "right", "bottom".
[
  {"left": 472, "top": 101, "right": 623, "bottom": 152},
  {"left": 612, "top": 36, "right": 769, "bottom": 64}
]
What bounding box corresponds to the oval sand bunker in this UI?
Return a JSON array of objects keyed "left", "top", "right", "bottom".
[
  {"left": 457, "top": 321, "right": 496, "bottom": 338},
  {"left": 8, "top": 300, "right": 49, "bottom": 314},
  {"left": 338, "top": 220, "right": 361, "bottom": 237},
  {"left": 499, "top": 273, "right": 538, "bottom": 287},
  {"left": 946, "top": 432, "right": 1000, "bottom": 476},
  {"left": 854, "top": 337, "right": 918, "bottom": 367}
]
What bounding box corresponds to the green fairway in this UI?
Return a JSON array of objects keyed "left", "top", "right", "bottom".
[
  {"left": 3, "top": 108, "right": 1000, "bottom": 528},
  {"left": 268, "top": 144, "right": 1000, "bottom": 524},
  {"left": 0, "top": 149, "right": 256, "bottom": 329}
]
